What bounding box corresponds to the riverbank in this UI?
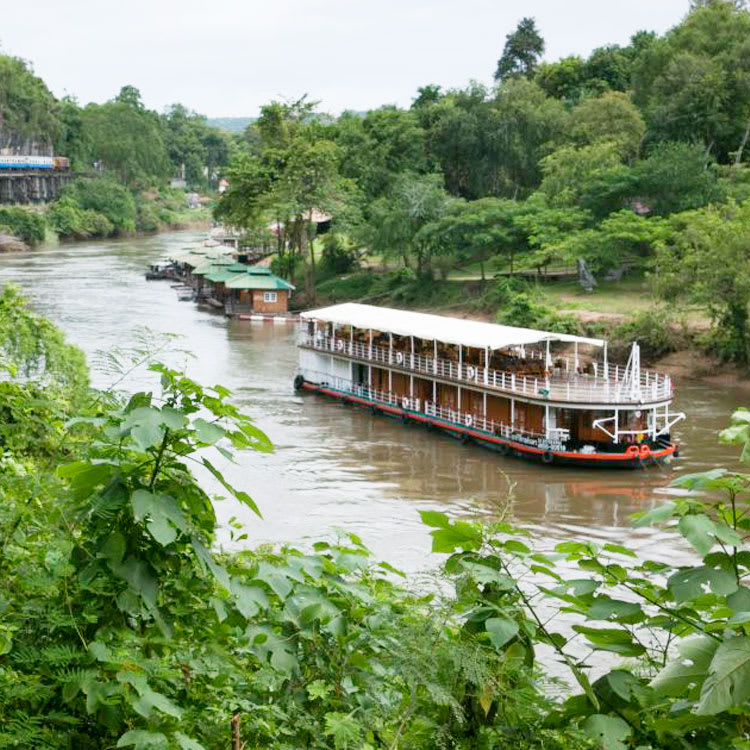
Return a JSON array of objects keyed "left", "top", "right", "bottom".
[{"left": 0, "top": 179, "right": 214, "bottom": 250}]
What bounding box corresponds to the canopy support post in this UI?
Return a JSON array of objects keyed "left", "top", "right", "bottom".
[
  {"left": 603, "top": 341, "right": 609, "bottom": 380},
  {"left": 458, "top": 344, "right": 463, "bottom": 377},
  {"left": 574, "top": 342, "right": 579, "bottom": 372},
  {"left": 485, "top": 347, "right": 489, "bottom": 384},
  {"left": 389, "top": 333, "right": 393, "bottom": 392}
]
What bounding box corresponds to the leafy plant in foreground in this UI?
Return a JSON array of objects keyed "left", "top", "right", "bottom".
[{"left": 422, "top": 407, "right": 750, "bottom": 749}]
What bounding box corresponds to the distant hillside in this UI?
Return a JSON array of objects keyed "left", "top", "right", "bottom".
[{"left": 206, "top": 117, "right": 256, "bottom": 134}]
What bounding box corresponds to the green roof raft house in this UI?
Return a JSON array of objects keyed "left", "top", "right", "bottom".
[{"left": 220, "top": 266, "right": 296, "bottom": 316}]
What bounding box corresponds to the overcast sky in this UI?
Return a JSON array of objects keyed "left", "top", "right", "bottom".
[{"left": 2, "top": 0, "right": 690, "bottom": 118}]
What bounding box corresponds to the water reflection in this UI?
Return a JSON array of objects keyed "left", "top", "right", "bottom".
[{"left": 0, "top": 232, "right": 745, "bottom": 571}]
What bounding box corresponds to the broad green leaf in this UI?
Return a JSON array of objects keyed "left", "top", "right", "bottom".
[
  {"left": 419, "top": 510, "right": 450, "bottom": 528},
  {"left": 117, "top": 730, "right": 169, "bottom": 750},
  {"left": 582, "top": 714, "right": 631, "bottom": 750},
  {"left": 587, "top": 597, "right": 644, "bottom": 625},
  {"left": 697, "top": 635, "right": 750, "bottom": 715},
  {"left": 245, "top": 624, "right": 297, "bottom": 673},
  {"left": 131, "top": 422, "right": 164, "bottom": 451},
  {"left": 160, "top": 406, "right": 185, "bottom": 430},
  {"left": 254, "top": 562, "right": 295, "bottom": 600},
  {"left": 203, "top": 458, "right": 262, "bottom": 518},
  {"left": 231, "top": 580, "right": 270, "bottom": 618},
  {"left": 323, "top": 712, "right": 362, "bottom": 749},
  {"left": 602, "top": 543, "right": 637, "bottom": 558},
  {"left": 111, "top": 558, "right": 158, "bottom": 608},
  {"left": 668, "top": 565, "right": 738, "bottom": 602},
  {"left": 147, "top": 515, "right": 177, "bottom": 546},
  {"left": 650, "top": 636, "right": 719, "bottom": 698},
  {"left": 485, "top": 617, "right": 519, "bottom": 649},
  {"left": 679, "top": 515, "right": 717, "bottom": 557},
  {"left": 88, "top": 641, "right": 111, "bottom": 662},
  {"left": 728, "top": 587, "right": 750, "bottom": 614},
  {"left": 429, "top": 521, "right": 482, "bottom": 553},
  {"left": 670, "top": 468, "right": 729, "bottom": 491},
  {"left": 632, "top": 502, "right": 676, "bottom": 528},
  {"left": 131, "top": 688, "right": 183, "bottom": 719},
  {"left": 604, "top": 670, "right": 642, "bottom": 702},
  {"left": 192, "top": 538, "right": 231, "bottom": 591},
  {"left": 193, "top": 417, "right": 225, "bottom": 444},
  {"left": 174, "top": 734, "right": 206, "bottom": 750},
  {"left": 572, "top": 625, "right": 646, "bottom": 657}
]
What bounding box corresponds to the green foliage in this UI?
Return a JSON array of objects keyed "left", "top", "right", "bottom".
[
  {"left": 569, "top": 92, "right": 646, "bottom": 161},
  {"left": 423, "top": 409, "right": 750, "bottom": 748},
  {"left": 607, "top": 306, "right": 690, "bottom": 361},
  {"left": 318, "top": 233, "right": 360, "bottom": 276},
  {"left": 60, "top": 177, "right": 137, "bottom": 235},
  {"left": 494, "top": 17, "right": 545, "bottom": 81},
  {"left": 79, "top": 86, "right": 171, "bottom": 185},
  {"left": 656, "top": 199, "right": 750, "bottom": 363},
  {"left": 365, "top": 172, "right": 449, "bottom": 273},
  {"left": 0, "top": 53, "right": 61, "bottom": 147},
  {"left": 0, "top": 305, "right": 586, "bottom": 749},
  {"left": 494, "top": 280, "right": 581, "bottom": 334},
  {"left": 0, "top": 207, "right": 46, "bottom": 246}
]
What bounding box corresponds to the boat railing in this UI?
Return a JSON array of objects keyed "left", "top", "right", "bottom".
[
  {"left": 299, "top": 332, "right": 673, "bottom": 405},
  {"left": 308, "top": 371, "right": 548, "bottom": 442}
]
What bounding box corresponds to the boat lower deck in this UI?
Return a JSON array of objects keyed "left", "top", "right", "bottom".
[{"left": 297, "top": 378, "right": 677, "bottom": 469}]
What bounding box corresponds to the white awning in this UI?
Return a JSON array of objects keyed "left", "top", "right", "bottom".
[{"left": 300, "top": 303, "right": 604, "bottom": 350}]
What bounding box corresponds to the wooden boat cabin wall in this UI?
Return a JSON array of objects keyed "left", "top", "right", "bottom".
[{"left": 296, "top": 303, "right": 685, "bottom": 468}]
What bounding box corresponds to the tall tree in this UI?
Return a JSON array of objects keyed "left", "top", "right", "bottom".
[{"left": 494, "top": 17, "right": 545, "bottom": 82}]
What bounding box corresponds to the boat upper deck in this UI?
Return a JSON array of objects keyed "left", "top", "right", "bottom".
[{"left": 299, "top": 303, "right": 674, "bottom": 407}]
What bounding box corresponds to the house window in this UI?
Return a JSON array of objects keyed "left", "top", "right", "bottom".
[{"left": 263, "top": 291, "right": 278, "bottom": 303}]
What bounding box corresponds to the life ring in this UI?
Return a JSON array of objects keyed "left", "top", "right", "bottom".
[
  {"left": 464, "top": 414, "right": 473, "bottom": 428},
  {"left": 542, "top": 451, "right": 554, "bottom": 464},
  {"left": 640, "top": 444, "right": 651, "bottom": 459},
  {"left": 395, "top": 351, "right": 405, "bottom": 365},
  {"left": 402, "top": 397, "right": 410, "bottom": 410},
  {"left": 467, "top": 366, "right": 476, "bottom": 379},
  {"left": 293, "top": 374, "right": 305, "bottom": 390},
  {"left": 336, "top": 339, "right": 345, "bottom": 352},
  {"left": 626, "top": 445, "right": 640, "bottom": 458}
]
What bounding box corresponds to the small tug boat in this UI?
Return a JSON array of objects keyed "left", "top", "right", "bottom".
[{"left": 295, "top": 303, "right": 684, "bottom": 468}]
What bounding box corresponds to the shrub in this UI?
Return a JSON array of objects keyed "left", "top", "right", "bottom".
[
  {"left": 608, "top": 306, "right": 689, "bottom": 361},
  {"left": 494, "top": 280, "right": 581, "bottom": 334},
  {"left": 60, "top": 176, "right": 137, "bottom": 234},
  {"left": 0, "top": 207, "right": 46, "bottom": 246},
  {"left": 136, "top": 199, "right": 162, "bottom": 232}
]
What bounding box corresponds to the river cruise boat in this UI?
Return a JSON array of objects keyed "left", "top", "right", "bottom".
[{"left": 294, "top": 303, "right": 685, "bottom": 468}]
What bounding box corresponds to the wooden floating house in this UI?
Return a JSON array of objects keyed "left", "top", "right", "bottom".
[
  {"left": 169, "top": 248, "right": 295, "bottom": 315},
  {"left": 295, "top": 303, "right": 685, "bottom": 468}
]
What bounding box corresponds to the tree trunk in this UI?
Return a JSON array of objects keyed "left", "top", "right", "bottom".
[
  {"left": 480, "top": 259, "right": 486, "bottom": 282},
  {"left": 231, "top": 713, "right": 241, "bottom": 750},
  {"left": 307, "top": 209, "right": 317, "bottom": 304},
  {"left": 736, "top": 114, "right": 750, "bottom": 166}
]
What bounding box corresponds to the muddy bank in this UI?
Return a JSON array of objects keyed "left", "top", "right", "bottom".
[{"left": 653, "top": 349, "right": 750, "bottom": 391}]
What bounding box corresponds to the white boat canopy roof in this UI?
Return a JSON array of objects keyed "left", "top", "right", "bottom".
[{"left": 301, "top": 303, "right": 604, "bottom": 351}]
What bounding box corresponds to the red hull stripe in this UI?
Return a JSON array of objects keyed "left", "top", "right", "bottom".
[{"left": 303, "top": 383, "right": 677, "bottom": 462}]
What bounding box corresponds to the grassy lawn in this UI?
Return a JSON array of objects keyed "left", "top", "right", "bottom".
[{"left": 544, "top": 276, "right": 654, "bottom": 315}]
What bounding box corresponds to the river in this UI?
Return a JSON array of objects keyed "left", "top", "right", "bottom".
[{"left": 1, "top": 231, "right": 745, "bottom": 572}]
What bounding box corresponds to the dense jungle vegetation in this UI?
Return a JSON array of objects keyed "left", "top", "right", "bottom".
[
  {"left": 0, "top": 62, "right": 232, "bottom": 243},
  {"left": 212, "top": 0, "right": 750, "bottom": 365},
  {"left": 6, "top": 276, "right": 750, "bottom": 749}
]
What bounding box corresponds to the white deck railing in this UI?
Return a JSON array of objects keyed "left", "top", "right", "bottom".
[
  {"left": 309, "top": 372, "right": 551, "bottom": 443},
  {"left": 299, "top": 333, "right": 673, "bottom": 406}
]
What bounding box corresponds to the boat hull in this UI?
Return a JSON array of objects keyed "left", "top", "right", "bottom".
[{"left": 299, "top": 380, "right": 677, "bottom": 469}]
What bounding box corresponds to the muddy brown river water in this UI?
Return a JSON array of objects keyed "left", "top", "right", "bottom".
[{"left": 1, "top": 231, "right": 745, "bottom": 572}]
